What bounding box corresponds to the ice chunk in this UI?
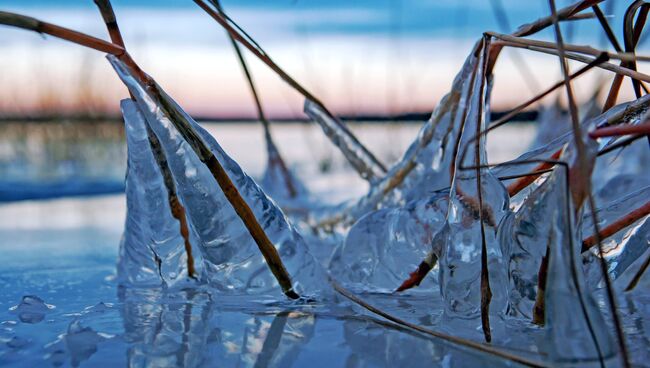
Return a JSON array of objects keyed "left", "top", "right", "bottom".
[
  {"left": 108, "top": 56, "right": 328, "bottom": 298},
  {"left": 498, "top": 170, "right": 562, "bottom": 319},
  {"left": 529, "top": 100, "right": 569, "bottom": 150},
  {"left": 436, "top": 42, "right": 510, "bottom": 338},
  {"left": 82, "top": 302, "right": 113, "bottom": 314},
  {"left": 8, "top": 295, "right": 54, "bottom": 324},
  {"left": 330, "top": 192, "right": 448, "bottom": 292},
  {"left": 118, "top": 99, "right": 202, "bottom": 288},
  {"left": 304, "top": 99, "right": 385, "bottom": 181},
  {"left": 542, "top": 166, "right": 618, "bottom": 365}
]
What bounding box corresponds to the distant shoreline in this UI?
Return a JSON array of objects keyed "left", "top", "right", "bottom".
[{"left": 0, "top": 110, "right": 539, "bottom": 124}]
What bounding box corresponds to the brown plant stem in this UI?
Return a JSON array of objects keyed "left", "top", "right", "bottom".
[
  {"left": 332, "top": 281, "right": 546, "bottom": 367},
  {"left": 507, "top": 149, "right": 562, "bottom": 197},
  {"left": 192, "top": 0, "right": 387, "bottom": 181},
  {"left": 582, "top": 200, "right": 650, "bottom": 252},
  {"left": 489, "top": 32, "right": 650, "bottom": 63},
  {"left": 146, "top": 124, "right": 197, "bottom": 279},
  {"left": 588, "top": 121, "right": 650, "bottom": 138},
  {"left": 395, "top": 252, "right": 437, "bottom": 292},
  {"left": 145, "top": 81, "right": 300, "bottom": 299},
  {"left": 476, "top": 35, "right": 493, "bottom": 343},
  {"left": 491, "top": 42, "right": 650, "bottom": 83},
  {"left": 209, "top": 0, "right": 297, "bottom": 198},
  {"left": 94, "top": 0, "right": 197, "bottom": 279}
]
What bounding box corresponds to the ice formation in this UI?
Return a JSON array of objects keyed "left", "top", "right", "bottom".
[
  {"left": 109, "top": 56, "right": 328, "bottom": 298},
  {"left": 8, "top": 295, "right": 55, "bottom": 324},
  {"left": 329, "top": 192, "right": 448, "bottom": 292},
  {"left": 327, "top": 49, "right": 486, "bottom": 292},
  {"left": 44, "top": 320, "right": 112, "bottom": 367},
  {"left": 338, "top": 48, "right": 480, "bottom": 225},
  {"left": 493, "top": 94, "right": 650, "bottom": 193},
  {"left": 304, "top": 99, "right": 385, "bottom": 181},
  {"left": 118, "top": 99, "right": 202, "bottom": 288},
  {"left": 435, "top": 41, "right": 510, "bottom": 337}
]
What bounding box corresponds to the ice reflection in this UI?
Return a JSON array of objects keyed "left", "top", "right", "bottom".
[
  {"left": 115, "top": 287, "right": 551, "bottom": 367},
  {"left": 118, "top": 288, "right": 318, "bottom": 367}
]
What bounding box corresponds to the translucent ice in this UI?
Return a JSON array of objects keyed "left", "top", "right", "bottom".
[
  {"left": 329, "top": 192, "right": 448, "bottom": 292},
  {"left": 118, "top": 99, "right": 202, "bottom": 288},
  {"left": 542, "top": 166, "right": 618, "bottom": 365},
  {"left": 109, "top": 56, "right": 328, "bottom": 298},
  {"left": 261, "top": 140, "right": 308, "bottom": 202},
  {"left": 341, "top": 48, "right": 480, "bottom": 224},
  {"left": 582, "top": 186, "right": 650, "bottom": 289},
  {"left": 45, "top": 319, "right": 110, "bottom": 367},
  {"left": 304, "top": 99, "right": 385, "bottom": 181},
  {"left": 529, "top": 100, "right": 569, "bottom": 150},
  {"left": 237, "top": 311, "right": 315, "bottom": 367},
  {"left": 436, "top": 42, "right": 510, "bottom": 334},
  {"left": 592, "top": 138, "right": 650, "bottom": 204},
  {"left": 8, "top": 295, "right": 54, "bottom": 324},
  {"left": 493, "top": 94, "right": 650, "bottom": 194},
  {"left": 5, "top": 336, "right": 29, "bottom": 349},
  {"left": 498, "top": 168, "right": 562, "bottom": 319},
  {"left": 119, "top": 288, "right": 213, "bottom": 367},
  {"left": 530, "top": 95, "right": 600, "bottom": 150}
]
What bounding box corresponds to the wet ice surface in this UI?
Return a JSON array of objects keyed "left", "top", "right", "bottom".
[{"left": 0, "top": 206, "right": 523, "bottom": 367}]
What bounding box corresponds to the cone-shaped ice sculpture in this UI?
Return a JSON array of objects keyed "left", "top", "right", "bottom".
[
  {"left": 498, "top": 166, "right": 561, "bottom": 320},
  {"left": 436, "top": 40, "right": 510, "bottom": 339},
  {"left": 118, "top": 99, "right": 202, "bottom": 288},
  {"left": 109, "top": 56, "right": 328, "bottom": 298},
  {"left": 328, "top": 44, "right": 491, "bottom": 292},
  {"left": 542, "top": 165, "right": 618, "bottom": 365}
]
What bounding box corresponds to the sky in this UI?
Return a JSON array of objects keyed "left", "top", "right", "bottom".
[{"left": 0, "top": 0, "right": 646, "bottom": 119}]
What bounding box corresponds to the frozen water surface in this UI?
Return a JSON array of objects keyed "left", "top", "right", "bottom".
[{"left": 0, "top": 197, "right": 536, "bottom": 367}]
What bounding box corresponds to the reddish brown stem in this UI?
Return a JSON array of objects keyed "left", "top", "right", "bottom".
[
  {"left": 582, "top": 200, "right": 650, "bottom": 253},
  {"left": 507, "top": 149, "right": 562, "bottom": 196},
  {"left": 589, "top": 121, "right": 650, "bottom": 138},
  {"left": 395, "top": 253, "right": 437, "bottom": 292}
]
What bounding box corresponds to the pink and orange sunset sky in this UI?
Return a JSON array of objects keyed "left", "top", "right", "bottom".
[{"left": 0, "top": 0, "right": 646, "bottom": 119}]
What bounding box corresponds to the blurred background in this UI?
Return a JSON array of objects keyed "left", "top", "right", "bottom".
[{"left": 0, "top": 0, "right": 646, "bottom": 202}]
